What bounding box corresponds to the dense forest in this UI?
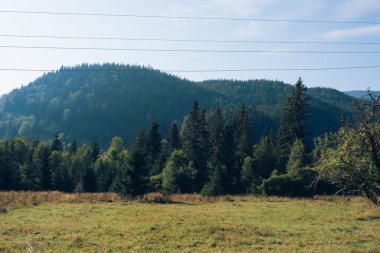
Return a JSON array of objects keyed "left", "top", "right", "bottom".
[
  {"left": 0, "top": 64, "right": 357, "bottom": 146},
  {"left": 0, "top": 84, "right": 318, "bottom": 196},
  {"left": 0, "top": 64, "right": 378, "bottom": 202}
]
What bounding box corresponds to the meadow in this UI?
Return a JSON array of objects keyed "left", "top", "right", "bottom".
[{"left": 0, "top": 192, "right": 379, "bottom": 252}]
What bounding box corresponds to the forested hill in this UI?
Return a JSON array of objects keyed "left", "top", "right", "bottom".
[{"left": 0, "top": 63, "right": 356, "bottom": 146}]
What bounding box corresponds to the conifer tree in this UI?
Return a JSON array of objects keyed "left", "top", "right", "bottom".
[
  {"left": 125, "top": 133, "right": 149, "bottom": 195},
  {"left": 167, "top": 121, "right": 181, "bottom": 152},
  {"left": 209, "top": 108, "right": 225, "bottom": 161},
  {"left": 51, "top": 134, "right": 63, "bottom": 152},
  {"left": 146, "top": 121, "right": 163, "bottom": 175},
  {"left": 181, "top": 100, "right": 210, "bottom": 190},
  {"left": 277, "top": 78, "right": 308, "bottom": 172},
  {"left": 232, "top": 105, "right": 252, "bottom": 193},
  {"left": 91, "top": 139, "right": 100, "bottom": 162}
]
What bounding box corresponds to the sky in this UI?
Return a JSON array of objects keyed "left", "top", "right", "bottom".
[{"left": 0, "top": 0, "right": 379, "bottom": 95}]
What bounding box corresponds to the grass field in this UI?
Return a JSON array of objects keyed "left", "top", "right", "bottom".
[{"left": 0, "top": 192, "right": 379, "bottom": 252}]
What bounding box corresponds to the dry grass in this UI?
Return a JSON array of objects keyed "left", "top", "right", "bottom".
[
  {"left": 0, "top": 191, "right": 120, "bottom": 209},
  {"left": 0, "top": 192, "right": 379, "bottom": 252}
]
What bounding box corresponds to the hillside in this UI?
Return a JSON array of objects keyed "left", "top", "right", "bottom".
[
  {"left": 0, "top": 63, "right": 357, "bottom": 146},
  {"left": 344, "top": 90, "right": 380, "bottom": 98}
]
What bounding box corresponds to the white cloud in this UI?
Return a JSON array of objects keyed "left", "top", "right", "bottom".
[{"left": 325, "top": 24, "right": 380, "bottom": 39}]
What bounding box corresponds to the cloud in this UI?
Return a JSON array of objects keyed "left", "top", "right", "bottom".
[
  {"left": 335, "top": 0, "right": 380, "bottom": 19},
  {"left": 325, "top": 24, "right": 380, "bottom": 39}
]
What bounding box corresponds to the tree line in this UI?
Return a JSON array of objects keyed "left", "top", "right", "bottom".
[{"left": 0, "top": 78, "right": 379, "bottom": 203}]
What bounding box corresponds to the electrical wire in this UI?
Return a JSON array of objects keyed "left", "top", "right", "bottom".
[
  {"left": 0, "top": 10, "right": 379, "bottom": 25},
  {"left": 1, "top": 45, "right": 379, "bottom": 54},
  {"left": 0, "top": 34, "right": 379, "bottom": 45}
]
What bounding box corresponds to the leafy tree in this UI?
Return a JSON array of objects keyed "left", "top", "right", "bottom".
[
  {"left": 161, "top": 150, "right": 196, "bottom": 194},
  {"left": 252, "top": 131, "right": 275, "bottom": 179},
  {"left": 314, "top": 91, "right": 380, "bottom": 204},
  {"left": 286, "top": 138, "right": 307, "bottom": 176},
  {"left": 201, "top": 158, "right": 226, "bottom": 196},
  {"left": 240, "top": 156, "right": 255, "bottom": 193}
]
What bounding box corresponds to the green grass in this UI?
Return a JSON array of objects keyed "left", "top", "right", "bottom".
[{"left": 0, "top": 195, "right": 379, "bottom": 252}]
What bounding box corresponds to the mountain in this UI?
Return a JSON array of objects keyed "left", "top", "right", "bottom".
[
  {"left": 0, "top": 63, "right": 357, "bottom": 146},
  {"left": 344, "top": 90, "right": 380, "bottom": 99}
]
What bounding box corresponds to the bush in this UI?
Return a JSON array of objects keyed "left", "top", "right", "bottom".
[
  {"left": 263, "top": 173, "right": 313, "bottom": 197},
  {"left": 141, "top": 193, "right": 171, "bottom": 204}
]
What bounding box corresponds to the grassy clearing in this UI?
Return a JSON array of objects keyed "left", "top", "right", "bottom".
[{"left": 0, "top": 192, "right": 379, "bottom": 252}]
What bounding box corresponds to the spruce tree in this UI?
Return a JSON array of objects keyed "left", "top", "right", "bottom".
[
  {"left": 51, "top": 134, "right": 63, "bottom": 152},
  {"left": 126, "top": 133, "right": 149, "bottom": 195},
  {"left": 181, "top": 100, "right": 210, "bottom": 190},
  {"left": 277, "top": 78, "right": 308, "bottom": 172},
  {"left": 146, "top": 121, "right": 163, "bottom": 175},
  {"left": 209, "top": 108, "right": 225, "bottom": 161},
  {"left": 91, "top": 139, "right": 100, "bottom": 163},
  {"left": 167, "top": 121, "right": 181, "bottom": 152},
  {"left": 232, "top": 105, "right": 252, "bottom": 193}
]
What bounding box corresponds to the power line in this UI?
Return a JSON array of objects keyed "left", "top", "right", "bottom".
[
  {"left": 1, "top": 45, "right": 379, "bottom": 54},
  {"left": 0, "top": 66, "right": 379, "bottom": 73},
  {"left": 1, "top": 34, "right": 379, "bottom": 45},
  {"left": 0, "top": 10, "right": 379, "bottom": 25}
]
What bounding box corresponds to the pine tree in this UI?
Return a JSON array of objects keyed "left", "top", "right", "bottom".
[
  {"left": 125, "top": 133, "right": 149, "bottom": 195},
  {"left": 277, "top": 78, "right": 308, "bottom": 172},
  {"left": 51, "top": 134, "right": 63, "bottom": 152},
  {"left": 68, "top": 140, "right": 78, "bottom": 154},
  {"left": 91, "top": 139, "right": 100, "bottom": 162},
  {"left": 181, "top": 100, "right": 210, "bottom": 190},
  {"left": 146, "top": 121, "right": 163, "bottom": 175},
  {"left": 222, "top": 124, "right": 236, "bottom": 193},
  {"left": 209, "top": 108, "right": 225, "bottom": 161},
  {"left": 167, "top": 121, "right": 181, "bottom": 152},
  {"left": 232, "top": 105, "right": 252, "bottom": 193}
]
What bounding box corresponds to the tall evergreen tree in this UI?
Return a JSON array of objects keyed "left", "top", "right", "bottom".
[
  {"left": 125, "top": 133, "right": 149, "bottom": 195},
  {"left": 91, "top": 139, "right": 101, "bottom": 163},
  {"left": 51, "top": 134, "right": 63, "bottom": 152},
  {"left": 232, "top": 105, "right": 252, "bottom": 193},
  {"left": 181, "top": 100, "right": 210, "bottom": 190},
  {"left": 146, "top": 121, "right": 163, "bottom": 175},
  {"left": 209, "top": 108, "right": 225, "bottom": 161},
  {"left": 277, "top": 78, "right": 309, "bottom": 172},
  {"left": 167, "top": 121, "right": 181, "bottom": 152}
]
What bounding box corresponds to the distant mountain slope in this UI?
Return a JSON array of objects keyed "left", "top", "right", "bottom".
[
  {"left": 344, "top": 90, "right": 380, "bottom": 98},
  {"left": 0, "top": 64, "right": 357, "bottom": 146}
]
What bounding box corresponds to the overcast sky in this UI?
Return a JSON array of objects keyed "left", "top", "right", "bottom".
[{"left": 0, "top": 0, "right": 379, "bottom": 95}]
